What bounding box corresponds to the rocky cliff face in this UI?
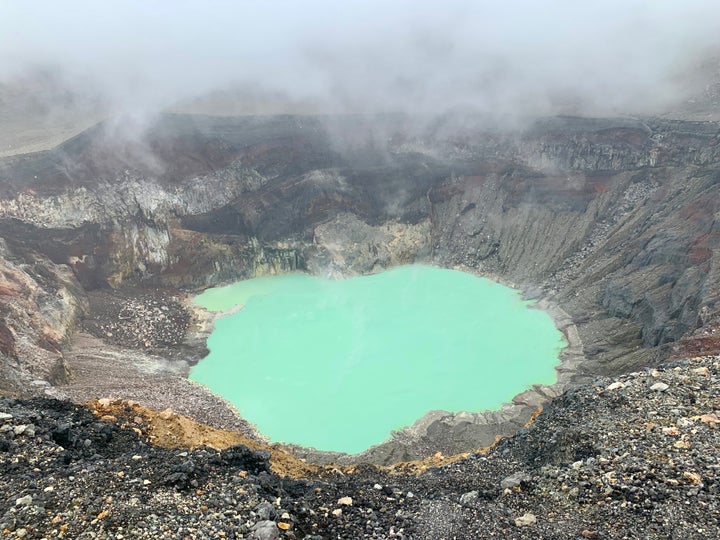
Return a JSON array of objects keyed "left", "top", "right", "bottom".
[
  {"left": 429, "top": 119, "right": 720, "bottom": 375},
  {"left": 0, "top": 240, "right": 85, "bottom": 393},
  {"left": 1, "top": 113, "right": 719, "bottom": 415}
]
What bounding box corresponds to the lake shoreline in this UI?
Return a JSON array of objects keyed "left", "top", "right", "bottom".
[{"left": 186, "top": 265, "right": 584, "bottom": 464}]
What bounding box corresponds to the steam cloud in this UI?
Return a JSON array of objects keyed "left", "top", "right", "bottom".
[{"left": 1, "top": 0, "right": 719, "bottom": 118}]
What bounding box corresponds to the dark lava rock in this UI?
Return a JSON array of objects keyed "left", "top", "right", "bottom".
[{"left": 221, "top": 445, "right": 271, "bottom": 475}]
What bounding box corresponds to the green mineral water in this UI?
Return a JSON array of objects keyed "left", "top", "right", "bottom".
[{"left": 190, "top": 266, "right": 565, "bottom": 454}]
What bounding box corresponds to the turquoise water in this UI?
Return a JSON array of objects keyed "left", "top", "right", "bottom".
[{"left": 190, "top": 266, "right": 565, "bottom": 454}]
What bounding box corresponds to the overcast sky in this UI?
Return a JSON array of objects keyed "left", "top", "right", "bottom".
[{"left": 1, "top": 0, "right": 719, "bottom": 117}]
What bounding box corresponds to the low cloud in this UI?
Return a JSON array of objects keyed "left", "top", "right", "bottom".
[{"left": 1, "top": 0, "right": 719, "bottom": 119}]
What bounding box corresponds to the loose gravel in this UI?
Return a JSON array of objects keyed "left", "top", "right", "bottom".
[{"left": 1, "top": 355, "right": 719, "bottom": 538}]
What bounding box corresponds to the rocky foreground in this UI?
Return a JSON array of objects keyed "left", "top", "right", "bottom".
[{"left": 1, "top": 355, "right": 719, "bottom": 539}]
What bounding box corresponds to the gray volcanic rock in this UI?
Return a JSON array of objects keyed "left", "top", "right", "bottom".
[
  {"left": 82, "top": 289, "right": 190, "bottom": 352},
  {"left": 309, "top": 212, "right": 431, "bottom": 277},
  {"left": 0, "top": 241, "right": 86, "bottom": 394}
]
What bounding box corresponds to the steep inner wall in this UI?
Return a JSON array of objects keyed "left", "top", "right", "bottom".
[{"left": 1, "top": 114, "right": 719, "bottom": 451}]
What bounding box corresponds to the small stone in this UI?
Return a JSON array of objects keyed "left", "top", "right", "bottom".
[
  {"left": 15, "top": 495, "right": 32, "bottom": 506},
  {"left": 692, "top": 366, "right": 710, "bottom": 376},
  {"left": 97, "top": 398, "right": 111, "bottom": 407},
  {"left": 132, "top": 455, "right": 142, "bottom": 460},
  {"left": 100, "top": 415, "right": 117, "bottom": 423},
  {"left": 606, "top": 382, "right": 625, "bottom": 391},
  {"left": 374, "top": 483, "right": 383, "bottom": 490},
  {"left": 251, "top": 520, "right": 279, "bottom": 540},
  {"left": 662, "top": 426, "right": 680, "bottom": 436},
  {"left": 13, "top": 425, "right": 27, "bottom": 436},
  {"left": 0, "top": 412, "right": 12, "bottom": 421},
  {"left": 699, "top": 413, "right": 719, "bottom": 426},
  {"left": 159, "top": 408, "right": 174, "bottom": 420},
  {"left": 501, "top": 471, "right": 531, "bottom": 489},
  {"left": 460, "top": 491, "right": 478, "bottom": 505},
  {"left": 515, "top": 513, "right": 537, "bottom": 527},
  {"left": 44, "top": 486, "right": 54, "bottom": 493},
  {"left": 143, "top": 480, "right": 151, "bottom": 485},
  {"left": 337, "top": 496, "right": 353, "bottom": 506},
  {"left": 277, "top": 522, "right": 291, "bottom": 530},
  {"left": 650, "top": 369, "right": 661, "bottom": 377},
  {"left": 650, "top": 382, "right": 669, "bottom": 392},
  {"left": 255, "top": 502, "right": 274, "bottom": 521},
  {"left": 581, "top": 530, "right": 598, "bottom": 539},
  {"left": 15, "top": 528, "right": 27, "bottom": 538},
  {"left": 331, "top": 508, "right": 342, "bottom": 517},
  {"left": 683, "top": 471, "right": 703, "bottom": 484}
]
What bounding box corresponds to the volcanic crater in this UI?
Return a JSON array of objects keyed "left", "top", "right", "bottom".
[{"left": 1, "top": 113, "right": 720, "bottom": 464}]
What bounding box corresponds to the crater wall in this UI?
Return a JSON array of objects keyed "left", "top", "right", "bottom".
[{"left": 1, "top": 114, "right": 719, "bottom": 457}]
